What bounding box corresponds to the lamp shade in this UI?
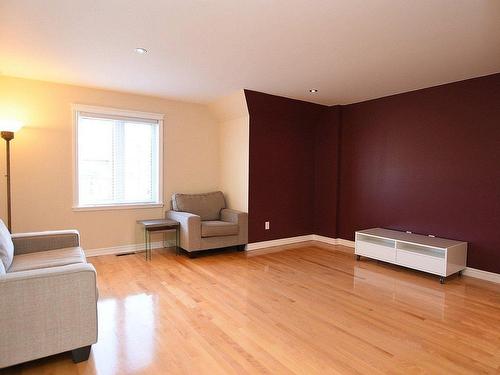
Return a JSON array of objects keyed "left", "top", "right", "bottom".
[{"left": 0, "top": 119, "right": 23, "bottom": 132}]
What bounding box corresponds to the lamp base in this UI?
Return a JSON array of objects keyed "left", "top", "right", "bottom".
[{"left": 1, "top": 131, "right": 14, "bottom": 141}]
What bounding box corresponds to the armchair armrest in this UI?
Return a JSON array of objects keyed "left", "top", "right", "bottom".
[
  {"left": 221, "top": 209, "right": 248, "bottom": 244},
  {"left": 166, "top": 211, "right": 201, "bottom": 251},
  {"left": 221, "top": 208, "right": 246, "bottom": 223},
  {"left": 12, "top": 230, "right": 80, "bottom": 255},
  {"left": 0, "top": 263, "right": 97, "bottom": 368}
]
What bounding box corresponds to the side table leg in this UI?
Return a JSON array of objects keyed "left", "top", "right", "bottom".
[
  {"left": 146, "top": 230, "right": 151, "bottom": 261},
  {"left": 149, "top": 231, "right": 152, "bottom": 260},
  {"left": 144, "top": 229, "right": 148, "bottom": 260}
]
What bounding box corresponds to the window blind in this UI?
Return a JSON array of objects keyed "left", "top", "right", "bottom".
[{"left": 76, "top": 112, "right": 160, "bottom": 207}]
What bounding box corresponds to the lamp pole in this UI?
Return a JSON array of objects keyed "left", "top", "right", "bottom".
[{"left": 1, "top": 131, "right": 14, "bottom": 232}]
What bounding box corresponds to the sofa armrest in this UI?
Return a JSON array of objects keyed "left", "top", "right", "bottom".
[
  {"left": 12, "top": 230, "right": 80, "bottom": 255},
  {"left": 0, "top": 263, "right": 98, "bottom": 368},
  {"left": 221, "top": 209, "right": 248, "bottom": 244},
  {"left": 165, "top": 211, "right": 201, "bottom": 251}
]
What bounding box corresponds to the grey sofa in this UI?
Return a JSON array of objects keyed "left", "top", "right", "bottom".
[
  {"left": 0, "top": 228, "right": 98, "bottom": 368},
  {"left": 166, "top": 191, "right": 248, "bottom": 255}
]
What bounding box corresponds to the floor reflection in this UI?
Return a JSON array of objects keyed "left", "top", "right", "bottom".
[
  {"left": 124, "top": 294, "right": 155, "bottom": 373},
  {"left": 92, "top": 294, "right": 154, "bottom": 375},
  {"left": 353, "top": 262, "right": 448, "bottom": 319},
  {"left": 92, "top": 298, "right": 117, "bottom": 375}
]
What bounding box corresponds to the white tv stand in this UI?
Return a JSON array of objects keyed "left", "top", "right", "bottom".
[{"left": 355, "top": 228, "right": 467, "bottom": 283}]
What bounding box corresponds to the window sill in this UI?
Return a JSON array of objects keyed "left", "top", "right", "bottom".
[{"left": 73, "top": 203, "right": 164, "bottom": 212}]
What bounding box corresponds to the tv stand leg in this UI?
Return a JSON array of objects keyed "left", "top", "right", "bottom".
[{"left": 356, "top": 255, "right": 361, "bottom": 261}]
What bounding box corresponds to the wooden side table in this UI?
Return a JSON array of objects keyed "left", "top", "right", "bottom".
[{"left": 137, "top": 219, "right": 180, "bottom": 260}]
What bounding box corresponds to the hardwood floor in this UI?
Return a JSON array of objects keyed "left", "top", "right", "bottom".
[{"left": 3, "top": 243, "right": 500, "bottom": 374}]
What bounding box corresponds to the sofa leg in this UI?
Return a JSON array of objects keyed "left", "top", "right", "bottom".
[
  {"left": 237, "top": 245, "right": 246, "bottom": 252},
  {"left": 187, "top": 251, "right": 197, "bottom": 258},
  {"left": 71, "top": 345, "right": 91, "bottom": 363}
]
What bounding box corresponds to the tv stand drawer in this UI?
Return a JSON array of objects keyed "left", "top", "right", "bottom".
[{"left": 396, "top": 249, "right": 445, "bottom": 276}]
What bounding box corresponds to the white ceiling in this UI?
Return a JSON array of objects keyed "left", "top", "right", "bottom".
[{"left": 1, "top": 0, "right": 499, "bottom": 105}]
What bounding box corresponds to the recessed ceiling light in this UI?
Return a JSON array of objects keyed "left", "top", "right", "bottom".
[
  {"left": 309, "top": 89, "right": 318, "bottom": 93},
  {"left": 134, "top": 47, "right": 148, "bottom": 54}
]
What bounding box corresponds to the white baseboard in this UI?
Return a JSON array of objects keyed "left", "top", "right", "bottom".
[
  {"left": 336, "top": 238, "right": 355, "bottom": 248},
  {"left": 246, "top": 235, "right": 314, "bottom": 251},
  {"left": 85, "top": 239, "right": 177, "bottom": 257},
  {"left": 463, "top": 267, "right": 500, "bottom": 284},
  {"left": 246, "top": 234, "right": 353, "bottom": 251},
  {"left": 312, "top": 234, "right": 337, "bottom": 245},
  {"left": 311, "top": 235, "right": 355, "bottom": 248}
]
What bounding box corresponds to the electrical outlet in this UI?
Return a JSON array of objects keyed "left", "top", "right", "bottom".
[{"left": 265, "top": 221, "right": 270, "bottom": 230}]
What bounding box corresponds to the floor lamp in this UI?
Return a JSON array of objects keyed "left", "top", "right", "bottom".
[{"left": 0, "top": 120, "right": 23, "bottom": 232}]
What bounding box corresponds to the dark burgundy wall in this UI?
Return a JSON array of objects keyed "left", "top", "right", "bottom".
[
  {"left": 337, "top": 74, "right": 500, "bottom": 273},
  {"left": 313, "top": 105, "right": 341, "bottom": 238},
  {"left": 245, "top": 90, "right": 326, "bottom": 242},
  {"left": 245, "top": 73, "right": 499, "bottom": 273}
]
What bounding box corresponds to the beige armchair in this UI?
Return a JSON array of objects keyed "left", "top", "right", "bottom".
[
  {"left": 0, "top": 228, "right": 98, "bottom": 368},
  {"left": 166, "top": 191, "right": 248, "bottom": 256}
]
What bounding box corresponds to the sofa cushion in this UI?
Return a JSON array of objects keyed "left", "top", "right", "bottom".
[
  {"left": 201, "top": 221, "right": 239, "bottom": 238},
  {"left": 8, "top": 247, "right": 86, "bottom": 273},
  {"left": 0, "top": 219, "right": 14, "bottom": 271},
  {"left": 172, "top": 191, "right": 226, "bottom": 221}
]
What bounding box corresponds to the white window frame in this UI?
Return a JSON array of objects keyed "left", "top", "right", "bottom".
[{"left": 72, "top": 104, "right": 164, "bottom": 211}]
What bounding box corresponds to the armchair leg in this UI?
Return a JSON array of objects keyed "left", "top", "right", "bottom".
[{"left": 71, "top": 345, "right": 91, "bottom": 363}]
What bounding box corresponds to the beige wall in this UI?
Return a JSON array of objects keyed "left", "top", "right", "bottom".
[
  {"left": 0, "top": 75, "right": 220, "bottom": 250},
  {"left": 210, "top": 91, "right": 249, "bottom": 212}
]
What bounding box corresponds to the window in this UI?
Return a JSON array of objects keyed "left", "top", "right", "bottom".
[{"left": 73, "top": 105, "right": 163, "bottom": 209}]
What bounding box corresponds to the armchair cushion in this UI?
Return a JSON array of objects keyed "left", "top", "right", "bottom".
[
  {"left": 9, "top": 247, "right": 86, "bottom": 273},
  {"left": 0, "top": 220, "right": 14, "bottom": 271},
  {"left": 201, "top": 221, "right": 239, "bottom": 238},
  {"left": 172, "top": 191, "right": 226, "bottom": 221}
]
